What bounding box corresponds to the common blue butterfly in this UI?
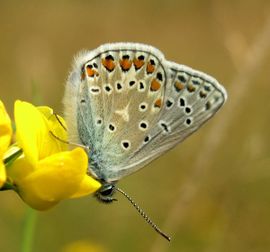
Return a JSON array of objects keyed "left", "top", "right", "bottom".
[{"left": 63, "top": 43, "right": 227, "bottom": 240}]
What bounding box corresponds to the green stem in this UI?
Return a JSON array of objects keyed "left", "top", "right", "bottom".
[
  {"left": 4, "top": 147, "right": 23, "bottom": 168},
  {"left": 21, "top": 207, "right": 37, "bottom": 252},
  {"left": 0, "top": 181, "right": 17, "bottom": 191}
]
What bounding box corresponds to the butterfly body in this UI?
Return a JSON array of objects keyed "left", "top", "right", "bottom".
[{"left": 63, "top": 43, "right": 227, "bottom": 197}]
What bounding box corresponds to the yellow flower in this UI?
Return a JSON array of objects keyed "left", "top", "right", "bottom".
[
  {"left": 7, "top": 100, "right": 101, "bottom": 210},
  {"left": 62, "top": 240, "right": 107, "bottom": 252},
  {"left": 0, "top": 100, "right": 12, "bottom": 187}
]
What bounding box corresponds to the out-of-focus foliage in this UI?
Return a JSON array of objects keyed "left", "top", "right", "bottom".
[{"left": 1, "top": 0, "right": 270, "bottom": 251}]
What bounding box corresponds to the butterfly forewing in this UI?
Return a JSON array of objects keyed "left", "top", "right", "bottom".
[
  {"left": 64, "top": 43, "right": 227, "bottom": 182},
  {"left": 65, "top": 44, "right": 169, "bottom": 180}
]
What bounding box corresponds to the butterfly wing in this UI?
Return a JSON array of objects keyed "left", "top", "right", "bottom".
[
  {"left": 63, "top": 43, "right": 227, "bottom": 182},
  {"left": 120, "top": 61, "right": 227, "bottom": 178}
]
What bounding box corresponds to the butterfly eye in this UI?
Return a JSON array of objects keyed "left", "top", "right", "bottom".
[
  {"left": 100, "top": 187, "right": 113, "bottom": 196},
  {"left": 99, "top": 184, "right": 114, "bottom": 197}
]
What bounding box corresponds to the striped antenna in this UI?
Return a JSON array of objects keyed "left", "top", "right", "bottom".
[{"left": 116, "top": 187, "right": 171, "bottom": 242}]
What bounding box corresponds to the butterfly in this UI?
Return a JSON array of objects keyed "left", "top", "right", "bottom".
[{"left": 63, "top": 43, "right": 227, "bottom": 240}]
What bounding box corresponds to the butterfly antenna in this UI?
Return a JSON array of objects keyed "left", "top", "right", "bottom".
[
  {"left": 53, "top": 113, "right": 67, "bottom": 131},
  {"left": 115, "top": 187, "right": 171, "bottom": 242},
  {"left": 50, "top": 114, "right": 90, "bottom": 152}
]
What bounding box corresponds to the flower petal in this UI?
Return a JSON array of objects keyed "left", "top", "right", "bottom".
[
  {"left": 71, "top": 174, "right": 101, "bottom": 198},
  {"left": 6, "top": 152, "right": 33, "bottom": 183},
  {"left": 0, "top": 100, "right": 12, "bottom": 157},
  {"left": 15, "top": 101, "right": 67, "bottom": 167},
  {"left": 0, "top": 163, "right": 6, "bottom": 188},
  {"left": 16, "top": 148, "right": 91, "bottom": 210},
  {"left": 14, "top": 100, "right": 48, "bottom": 166},
  {"left": 37, "top": 106, "right": 54, "bottom": 119},
  {"left": 62, "top": 240, "right": 106, "bottom": 252},
  {"left": 0, "top": 100, "right": 12, "bottom": 188},
  {"left": 38, "top": 106, "right": 67, "bottom": 152}
]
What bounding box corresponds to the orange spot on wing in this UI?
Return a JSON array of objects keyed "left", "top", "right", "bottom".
[
  {"left": 102, "top": 58, "right": 115, "bottom": 72},
  {"left": 150, "top": 79, "right": 161, "bottom": 91},
  {"left": 86, "top": 65, "right": 99, "bottom": 77},
  {"left": 146, "top": 62, "right": 155, "bottom": 74},
  {"left": 120, "top": 59, "right": 132, "bottom": 71},
  {"left": 154, "top": 98, "right": 162, "bottom": 108},
  {"left": 133, "top": 59, "right": 144, "bottom": 70},
  {"left": 187, "top": 84, "right": 196, "bottom": 92},
  {"left": 174, "top": 81, "right": 185, "bottom": 91}
]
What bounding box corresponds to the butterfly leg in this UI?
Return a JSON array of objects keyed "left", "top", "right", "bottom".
[{"left": 49, "top": 130, "right": 90, "bottom": 152}]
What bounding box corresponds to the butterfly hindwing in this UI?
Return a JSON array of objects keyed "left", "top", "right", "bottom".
[
  {"left": 64, "top": 43, "right": 227, "bottom": 182},
  {"left": 121, "top": 62, "right": 227, "bottom": 177}
]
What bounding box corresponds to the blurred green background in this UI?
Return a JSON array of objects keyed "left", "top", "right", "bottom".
[{"left": 1, "top": 0, "right": 270, "bottom": 251}]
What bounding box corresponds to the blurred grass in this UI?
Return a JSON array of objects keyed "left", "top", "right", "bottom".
[{"left": 1, "top": 0, "right": 270, "bottom": 252}]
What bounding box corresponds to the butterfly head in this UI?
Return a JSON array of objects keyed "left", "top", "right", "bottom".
[{"left": 95, "top": 182, "right": 117, "bottom": 203}]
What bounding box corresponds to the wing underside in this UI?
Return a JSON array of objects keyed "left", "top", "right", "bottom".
[{"left": 63, "top": 43, "right": 227, "bottom": 182}]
